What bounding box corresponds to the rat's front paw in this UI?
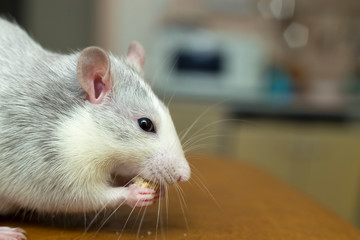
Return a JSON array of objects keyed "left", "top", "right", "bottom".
[
  {"left": 0, "top": 226, "right": 26, "bottom": 240},
  {"left": 125, "top": 184, "right": 156, "bottom": 208}
]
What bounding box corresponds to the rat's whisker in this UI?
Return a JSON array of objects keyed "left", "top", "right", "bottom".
[
  {"left": 160, "top": 210, "right": 166, "bottom": 240},
  {"left": 160, "top": 182, "right": 167, "bottom": 240},
  {"left": 177, "top": 184, "right": 187, "bottom": 200},
  {"left": 188, "top": 163, "right": 209, "bottom": 186},
  {"left": 183, "top": 133, "right": 231, "bottom": 148},
  {"left": 172, "top": 173, "right": 186, "bottom": 201},
  {"left": 83, "top": 211, "right": 87, "bottom": 234},
  {"left": 173, "top": 182, "right": 189, "bottom": 232},
  {"left": 188, "top": 163, "right": 202, "bottom": 175},
  {"left": 132, "top": 203, "right": 145, "bottom": 232},
  {"left": 174, "top": 183, "right": 187, "bottom": 209},
  {"left": 155, "top": 195, "right": 160, "bottom": 240},
  {"left": 91, "top": 203, "right": 123, "bottom": 240},
  {"left": 118, "top": 199, "right": 141, "bottom": 239},
  {"left": 191, "top": 174, "right": 222, "bottom": 211},
  {"left": 12, "top": 207, "right": 21, "bottom": 221},
  {"left": 79, "top": 199, "right": 114, "bottom": 239},
  {"left": 184, "top": 161, "right": 221, "bottom": 210},
  {"left": 178, "top": 100, "right": 229, "bottom": 143},
  {"left": 136, "top": 206, "right": 148, "bottom": 240},
  {"left": 179, "top": 104, "right": 218, "bottom": 142},
  {"left": 86, "top": 195, "right": 129, "bottom": 240},
  {"left": 155, "top": 177, "right": 165, "bottom": 240},
  {"left": 182, "top": 131, "right": 218, "bottom": 149},
  {"left": 166, "top": 90, "right": 178, "bottom": 109},
  {"left": 165, "top": 183, "right": 169, "bottom": 233},
  {"left": 181, "top": 118, "right": 238, "bottom": 147},
  {"left": 175, "top": 183, "right": 188, "bottom": 211},
  {"left": 181, "top": 122, "right": 234, "bottom": 151},
  {"left": 183, "top": 143, "right": 219, "bottom": 153},
  {"left": 124, "top": 172, "right": 144, "bottom": 188},
  {"left": 78, "top": 210, "right": 95, "bottom": 240}
]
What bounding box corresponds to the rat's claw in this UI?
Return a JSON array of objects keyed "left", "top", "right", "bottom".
[
  {"left": 154, "top": 188, "right": 165, "bottom": 201},
  {"left": 126, "top": 184, "right": 156, "bottom": 208},
  {"left": 0, "top": 226, "right": 26, "bottom": 240}
]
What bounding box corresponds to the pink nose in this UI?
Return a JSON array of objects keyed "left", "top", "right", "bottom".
[{"left": 177, "top": 176, "right": 188, "bottom": 182}]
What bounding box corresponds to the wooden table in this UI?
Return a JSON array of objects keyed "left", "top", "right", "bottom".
[{"left": 2, "top": 155, "right": 360, "bottom": 239}]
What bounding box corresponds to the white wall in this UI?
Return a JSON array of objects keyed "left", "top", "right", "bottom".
[{"left": 95, "top": 0, "right": 166, "bottom": 55}]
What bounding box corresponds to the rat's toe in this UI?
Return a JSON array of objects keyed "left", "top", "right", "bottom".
[{"left": 0, "top": 226, "right": 26, "bottom": 240}]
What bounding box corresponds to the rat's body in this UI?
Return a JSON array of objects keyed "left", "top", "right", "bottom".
[{"left": 0, "top": 18, "right": 190, "bottom": 239}]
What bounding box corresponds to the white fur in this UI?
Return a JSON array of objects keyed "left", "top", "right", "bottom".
[{"left": 0, "top": 17, "right": 190, "bottom": 215}]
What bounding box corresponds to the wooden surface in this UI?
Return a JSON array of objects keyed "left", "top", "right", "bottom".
[{"left": 2, "top": 154, "right": 360, "bottom": 240}]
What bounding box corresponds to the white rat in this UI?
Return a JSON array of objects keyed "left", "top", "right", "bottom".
[{"left": 0, "top": 18, "right": 190, "bottom": 239}]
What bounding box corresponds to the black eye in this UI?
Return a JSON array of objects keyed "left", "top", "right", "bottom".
[{"left": 138, "top": 118, "right": 155, "bottom": 133}]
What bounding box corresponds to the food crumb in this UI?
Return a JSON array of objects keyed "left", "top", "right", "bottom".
[
  {"left": 147, "top": 231, "right": 152, "bottom": 236},
  {"left": 184, "top": 233, "right": 188, "bottom": 237}
]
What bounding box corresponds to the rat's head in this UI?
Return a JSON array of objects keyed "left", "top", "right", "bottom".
[{"left": 72, "top": 42, "right": 190, "bottom": 186}]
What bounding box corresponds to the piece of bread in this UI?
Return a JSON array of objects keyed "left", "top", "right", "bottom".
[{"left": 134, "top": 177, "right": 159, "bottom": 191}]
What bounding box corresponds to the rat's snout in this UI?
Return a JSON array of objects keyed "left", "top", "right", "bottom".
[
  {"left": 144, "top": 153, "right": 191, "bottom": 185},
  {"left": 177, "top": 175, "right": 188, "bottom": 182},
  {"left": 175, "top": 156, "right": 191, "bottom": 183}
]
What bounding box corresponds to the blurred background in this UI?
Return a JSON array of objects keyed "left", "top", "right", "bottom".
[{"left": 2, "top": 0, "right": 360, "bottom": 228}]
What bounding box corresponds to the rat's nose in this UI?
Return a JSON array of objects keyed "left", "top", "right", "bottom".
[
  {"left": 177, "top": 173, "right": 190, "bottom": 182},
  {"left": 176, "top": 157, "right": 191, "bottom": 182}
]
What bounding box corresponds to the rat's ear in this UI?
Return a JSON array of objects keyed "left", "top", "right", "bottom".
[
  {"left": 77, "top": 47, "right": 112, "bottom": 104},
  {"left": 126, "top": 41, "right": 145, "bottom": 71}
]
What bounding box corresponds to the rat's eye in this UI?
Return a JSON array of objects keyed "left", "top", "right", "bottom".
[{"left": 138, "top": 118, "right": 155, "bottom": 133}]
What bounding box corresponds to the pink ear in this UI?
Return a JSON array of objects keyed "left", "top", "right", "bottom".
[
  {"left": 77, "top": 47, "right": 112, "bottom": 104},
  {"left": 126, "top": 41, "right": 145, "bottom": 70}
]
